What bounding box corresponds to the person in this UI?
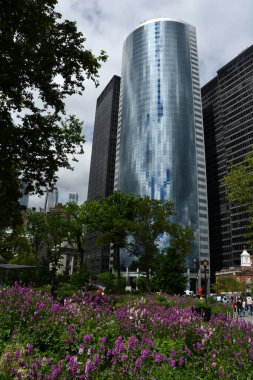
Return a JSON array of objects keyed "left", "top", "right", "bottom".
[
  {"left": 226, "top": 297, "right": 232, "bottom": 306},
  {"left": 242, "top": 299, "right": 246, "bottom": 317},
  {"left": 247, "top": 296, "right": 253, "bottom": 315},
  {"left": 237, "top": 298, "right": 243, "bottom": 317},
  {"left": 96, "top": 288, "right": 103, "bottom": 296},
  {"left": 232, "top": 298, "right": 237, "bottom": 315}
]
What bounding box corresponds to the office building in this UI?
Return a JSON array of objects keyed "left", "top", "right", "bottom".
[
  {"left": 115, "top": 18, "right": 209, "bottom": 289},
  {"left": 19, "top": 184, "right": 29, "bottom": 209},
  {"left": 85, "top": 75, "right": 120, "bottom": 275},
  {"left": 44, "top": 190, "right": 78, "bottom": 212},
  {"left": 57, "top": 192, "right": 79, "bottom": 205},
  {"left": 44, "top": 188, "right": 58, "bottom": 212},
  {"left": 202, "top": 45, "right": 253, "bottom": 276}
]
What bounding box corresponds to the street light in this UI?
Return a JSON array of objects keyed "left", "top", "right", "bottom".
[{"left": 202, "top": 259, "right": 209, "bottom": 307}]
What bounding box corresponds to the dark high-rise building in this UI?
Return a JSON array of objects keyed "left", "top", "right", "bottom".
[
  {"left": 87, "top": 75, "right": 120, "bottom": 201},
  {"left": 202, "top": 45, "right": 253, "bottom": 276},
  {"left": 85, "top": 75, "right": 120, "bottom": 275}
]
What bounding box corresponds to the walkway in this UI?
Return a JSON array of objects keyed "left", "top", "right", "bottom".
[
  {"left": 239, "top": 313, "right": 253, "bottom": 324},
  {"left": 227, "top": 311, "right": 253, "bottom": 324}
]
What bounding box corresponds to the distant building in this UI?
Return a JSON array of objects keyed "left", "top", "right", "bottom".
[
  {"left": 85, "top": 75, "right": 120, "bottom": 275},
  {"left": 68, "top": 193, "right": 78, "bottom": 204},
  {"left": 202, "top": 45, "right": 253, "bottom": 278},
  {"left": 44, "top": 188, "right": 58, "bottom": 212},
  {"left": 58, "top": 192, "right": 79, "bottom": 205},
  {"left": 44, "top": 190, "right": 78, "bottom": 212},
  {"left": 19, "top": 184, "right": 29, "bottom": 209},
  {"left": 57, "top": 243, "right": 78, "bottom": 276},
  {"left": 216, "top": 249, "right": 253, "bottom": 289}
]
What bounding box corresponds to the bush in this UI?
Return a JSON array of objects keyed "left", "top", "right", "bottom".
[{"left": 1, "top": 285, "right": 253, "bottom": 379}]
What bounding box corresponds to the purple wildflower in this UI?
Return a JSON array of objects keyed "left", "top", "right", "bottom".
[
  {"left": 141, "top": 348, "right": 150, "bottom": 359},
  {"left": 93, "top": 354, "right": 100, "bottom": 366},
  {"left": 14, "top": 350, "right": 21, "bottom": 360},
  {"left": 84, "top": 334, "right": 93, "bottom": 344},
  {"left": 26, "top": 343, "right": 33, "bottom": 356},
  {"left": 169, "top": 357, "right": 176, "bottom": 368},
  {"left": 121, "top": 355, "right": 128, "bottom": 362},
  {"left": 67, "top": 324, "right": 75, "bottom": 335},
  {"left": 85, "top": 359, "right": 93, "bottom": 374},
  {"left": 135, "top": 357, "right": 142, "bottom": 370},
  {"left": 178, "top": 356, "right": 184, "bottom": 366}
]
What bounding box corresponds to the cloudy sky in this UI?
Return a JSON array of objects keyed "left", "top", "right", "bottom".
[{"left": 29, "top": 0, "right": 253, "bottom": 209}]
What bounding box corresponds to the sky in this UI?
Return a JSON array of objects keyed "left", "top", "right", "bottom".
[{"left": 29, "top": 0, "right": 253, "bottom": 209}]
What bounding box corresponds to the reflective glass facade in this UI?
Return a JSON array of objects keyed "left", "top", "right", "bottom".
[{"left": 115, "top": 19, "right": 209, "bottom": 269}]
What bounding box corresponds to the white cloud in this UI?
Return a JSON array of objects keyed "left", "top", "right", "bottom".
[
  {"left": 29, "top": 0, "right": 253, "bottom": 208},
  {"left": 57, "top": 142, "right": 92, "bottom": 204},
  {"left": 29, "top": 142, "right": 92, "bottom": 208}
]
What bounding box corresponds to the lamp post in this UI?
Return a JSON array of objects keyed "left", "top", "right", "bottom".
[{"left": 202, "top": 259, "right": 209, "bottom": 307}]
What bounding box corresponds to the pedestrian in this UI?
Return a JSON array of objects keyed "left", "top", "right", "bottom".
[
  {"left": 232, "top": 298, "right": 237, "bottom": 314},
  {"left": 237, "top": 298, "right": 243, "bottom": 317},
  {"left": 247, "top": 296, "right": 253, "bottom": 315},
  {"left": 242, "top": 299, "right": 246, "bottom": 317}
]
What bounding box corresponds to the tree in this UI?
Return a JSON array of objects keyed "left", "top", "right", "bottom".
[
  {"left": 222, "top": 148, "right": 253, "bottom": 244},
  {"left": 97, "top": 271, "right": 114, "bottom": 290},
  {"left": 0, "top": 0, "right": 107, "bottom": 228},
  {"left": 216, "top": 276, "right": 243, "bottom": 293},
  {"left": 70, "top": 263, "right": 91, "bottom": 288},
  {"left": 126, "top": 197, "right": 176, "bottom": 280},
  {"left": 0, "top": 225, "right": 35, "bottom": 264},
  {"left": 64, "top": 202, "right": 86, "bottom": 266},
  {"left": 80, "top": 192, "right": 136, "bottom": 279},
  {"left": 27, "top": 210, "right": 70, "bottom": 288},
  {"left": 222, "top": 149, "right": 253, "bottom": 206},
  {"left": 26, "top": 211, "right": 48, "bottom": 259},
  {"left": 97, "top": 271, "right": 125, "bottom": 294},
  {"left": 154, "top": 226, "right": 193, "bottom": 294},
  {"left": 78, "top": 194, "right": 193, "bottom": 292}
]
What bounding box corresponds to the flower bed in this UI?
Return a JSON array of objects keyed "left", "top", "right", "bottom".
[{"left": 0, "top": 284, "right": 253, "bottom": 379}]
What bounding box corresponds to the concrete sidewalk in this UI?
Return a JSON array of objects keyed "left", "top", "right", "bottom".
[
  {"left": 231, "top": 312, "right": 253, "bottom": 324},
  {"left": 239, "top": 313, "right": 253, "bottom": 324}
]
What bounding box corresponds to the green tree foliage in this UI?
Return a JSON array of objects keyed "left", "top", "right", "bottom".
[
  {"left": 0, "top": 225, "right": 35, "bottom": 264},
  {"left": 0, "top": 0, "right": 107, "bottom": 229},
  {"left": 44, "top": 212, "right": 68, "bottom": 278},
  {"left": 97, "top": 271, "right": 114, "bottom": 290},
  {"left": 79, "top": 193, "right": 193, "bottom": 293},
  {"left": 27, "top": 211, "right": 69, "bottom": 286},
  {"left": 80, "top": 192, "right": 136, "bottom": 279},
  {"left": 155, "top": 227, "right": 193, "bottom": 294},
  {"left": 222, "top": 149, "right": 253, "bottom": 206},
  {"left": 216, "top": 276, "right": 243, "bottom": 293},
  {"left": 64, "top": 202, "right": 86, "bottom": 266},
  {"left": 26, "top": 211, "right": 48, "bottom": 258},
  {"left": 70, "top": 263, "right": 91, "bottom": 288},
  {"left": 126, "top": 197, "right": 175, "bottom": 278},
  {"left": 97, "top": 271, "right": 125, "bottom": 294},
  {"left": 222, "top": 148, "right": 253, "bottom": 245}
]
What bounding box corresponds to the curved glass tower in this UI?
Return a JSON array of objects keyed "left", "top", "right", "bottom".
[{"left": 115, "top": 18, "right": 209, "bottom": 272}]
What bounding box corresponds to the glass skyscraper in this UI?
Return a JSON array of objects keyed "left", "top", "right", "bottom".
[{"left": 115, "top": 18, "right": 209, "bottom": 282}]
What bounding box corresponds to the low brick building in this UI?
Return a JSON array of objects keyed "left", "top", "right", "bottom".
[{"left": 216, "top": 249, "right": 253, "bottom": 288}]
